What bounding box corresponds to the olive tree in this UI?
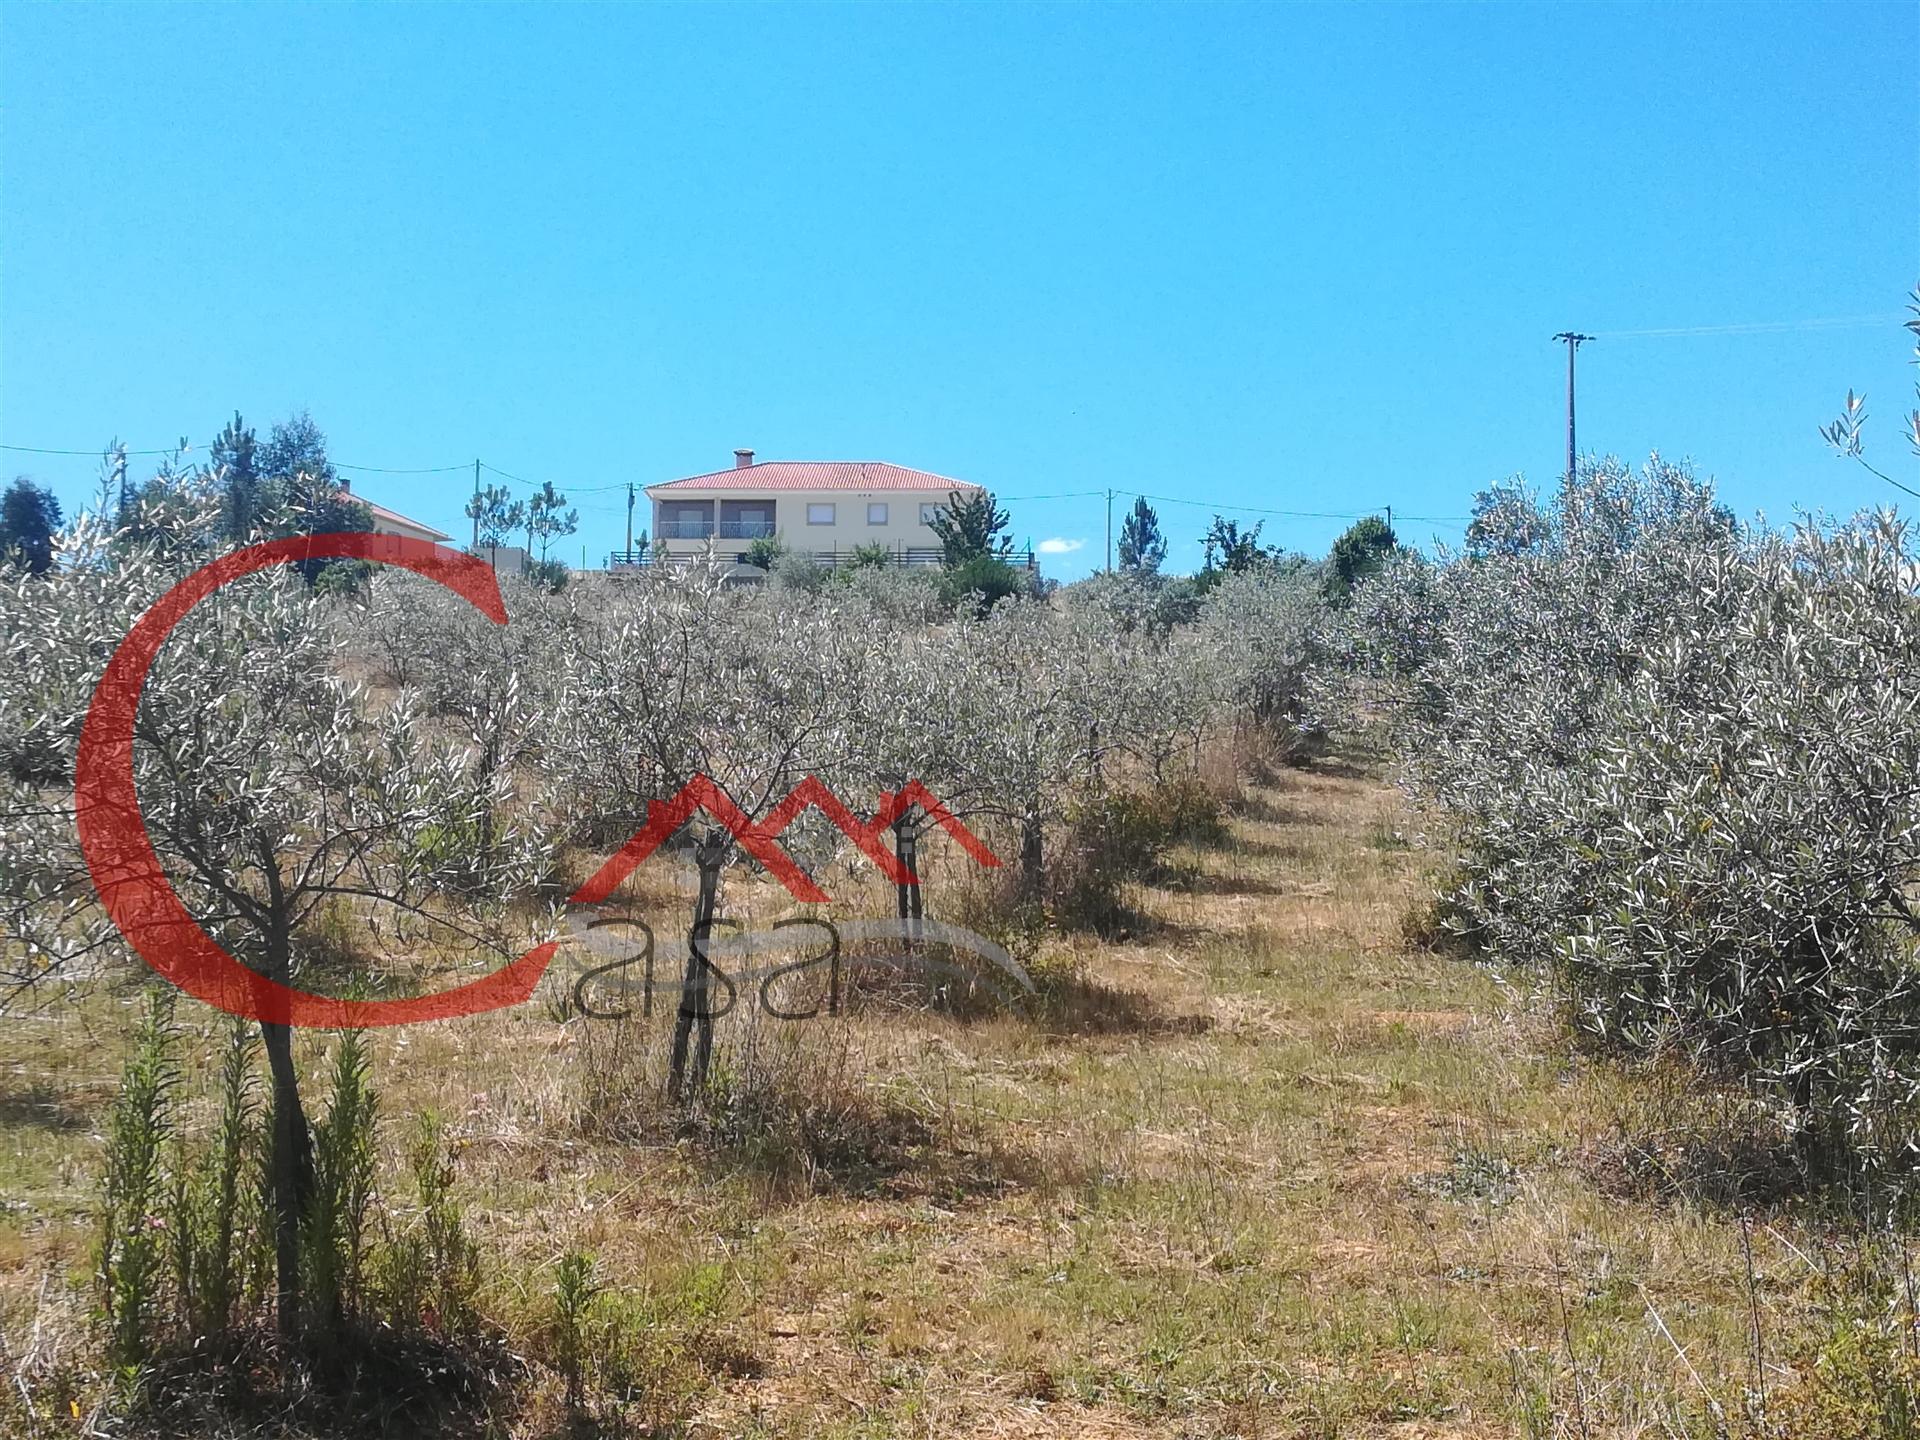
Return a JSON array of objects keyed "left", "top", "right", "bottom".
[
  {"left": 552, "top": 563, "right": 880, "bottom": 1097},
  {"left": 3, "top": 515, "right": 551, "bottom": 1338}
]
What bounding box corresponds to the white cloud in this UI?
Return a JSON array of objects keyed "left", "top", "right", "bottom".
[{"left": 1036, "top": 537, "right": 1085, "bottom": 555}]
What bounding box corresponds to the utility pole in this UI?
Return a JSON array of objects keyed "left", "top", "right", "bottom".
[
  {"left": 625, "top": 480, "right": 635, "bottom": 560},
  {"left": 471, "top": 458, "right": 482, "bottom": 550},
  {"left": 1106, "top": 489, "right": 1114, "bottom": 571},
  {"left": 1384, "top": 504, "right": 1392, "bottom": 535},
  {"left": 1552, "top": 333, "right": 1593, "bottom": 485}
]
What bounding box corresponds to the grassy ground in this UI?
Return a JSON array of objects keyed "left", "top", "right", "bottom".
[{"left": 1, "top": 758, "right": 1904, "bottom": 1437}]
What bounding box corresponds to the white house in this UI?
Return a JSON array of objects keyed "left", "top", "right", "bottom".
[{"left": 640, "top": 450, "right": 1025, "bottom": 570}]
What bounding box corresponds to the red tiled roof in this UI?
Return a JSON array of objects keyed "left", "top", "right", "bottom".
[{"left": 648, "top": 461, "right": 986, "bottom": 495}]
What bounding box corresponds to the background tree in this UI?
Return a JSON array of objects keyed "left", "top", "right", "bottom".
[
  {"left": 1324, "top": 514, "right": 1398, "bottom": 601},
  {"left": 113, "top": 441, "right": 222, "bottom": 560},
  {"left": 1463, "top": 479, "right": 1551, "bottom": 559},
  {"left": 937, "top": 553, "right": 1027, "bottom": 616},
  {"left": 526, "top": 481, "right": 579, "bottom": 566},
  {"left": 256, "top": 412, "right": 373, "bottom": 586},
  {"left": 210, "top": 412, "right": 262, "bottom": 543},
  {"left": 96, "top": 438, "right": 131, "bottom": 521},
  {"left": 465, "top": 483, "right": 525, "bottom": 565},
  {"left": 1197, "top": 515, "right": 1270, "bottom": 590},
  {"left": 258, "top": 410, "right": 336, "bottom": 492},
  {"left": 0, "top": 477, "right": 63, "bottom": 574},
  {"left": 928, "top": 489, "right": 1013, "bottom": 565},
  {"left": 741, "top": 533, "right": 787, "bottom": 571},
  {"left": 1116, "top": 497, "right": 1166, "bottom": 573}
]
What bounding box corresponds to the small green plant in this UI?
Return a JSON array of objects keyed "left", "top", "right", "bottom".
[
  {"left": 99, "top": 992, "right": 179, "bottom": 1372},
  {"left": 552, "top": 1249, "right": 600, "bottom": 1411},
  {"left": 303, "top": 1030, "right": 379, "bottom": 1333},
  {"left": 1767, "top": 1240, "right": 1920, "bottom": 1439},
  {"left": 377, "top": 1111, "right": 481, "bottom": 1340},
  {"left": 174, "top": 1018, "right": 261, "bottom": 1337}
]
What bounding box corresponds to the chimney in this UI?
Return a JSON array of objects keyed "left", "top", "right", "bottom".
[
  {"left": 338, "top": 476, "right": 351, "bottom": 493},
  {"left": 734, "top": 448, "right": 754, "bottom": 470}
]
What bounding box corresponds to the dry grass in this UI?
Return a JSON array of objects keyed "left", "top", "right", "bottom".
[{"left": 0, "top": 758, "right": 1903, "bottom": 1436}]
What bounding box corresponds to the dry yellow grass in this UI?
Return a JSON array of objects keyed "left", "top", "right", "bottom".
[{"left": 0, "top": 759, "right": 1896, "bottom": 1436}]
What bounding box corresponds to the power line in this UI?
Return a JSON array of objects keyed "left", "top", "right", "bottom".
[
  {"left": 478, "top": 461, "right": 536, "bottom": 488},
  {"left": 335, "top": 460, "right": 470, "bottom": 475},
  {"left": 1, "top": 442, "right": 178, "bottom": 457},
  {"left": 999, "top": 485, "right": 1467, "bottom": 528},
  {"left": 1123, "top": 489, "right": 1374, "bottom": 521},
  {"left": 1593, "top": 315, "right": 1902, "bottom": 340}
]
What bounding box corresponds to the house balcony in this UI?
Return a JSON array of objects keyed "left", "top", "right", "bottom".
[{"left": 654, "top": 499, "right": 779, "bottom": 543}]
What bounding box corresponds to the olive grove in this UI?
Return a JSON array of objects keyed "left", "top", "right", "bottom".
[{"left": 1361, "top": 456, "right": 1920, "bottom": 1184}]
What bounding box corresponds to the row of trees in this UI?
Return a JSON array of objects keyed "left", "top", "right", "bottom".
[
  {"left": 1342, "top": 296, "right": 1920, "bottom": 1188},
  {"left": 1358, "top": 455, "right": 1920, "bottom": 1184},
  {"left": 465, "top": 479, "right": 579, "bottom": 588},
  {"left": 1114, "top": 495, "right": 1400, "bottom": 600}
]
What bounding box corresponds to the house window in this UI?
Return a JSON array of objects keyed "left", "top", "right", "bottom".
[
  {"left": 919, "top": 502, "right": 943, "bottom": 525},
  {"left": 806, "top": 503, "right": 836, "bottom": 525},
  {"left": 867, "top": 502, "right": 888, "bottom": 526}
]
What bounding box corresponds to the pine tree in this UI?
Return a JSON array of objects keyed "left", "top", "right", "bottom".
[
  {"left": 465, "top": 484, "right": 524, "bottom": 562},
  {"left": 210, "top": 412, "right": 262, "bottom": 542},
  {"left": 1117, "top": 497, "right": 1166, "bottom": 573}
]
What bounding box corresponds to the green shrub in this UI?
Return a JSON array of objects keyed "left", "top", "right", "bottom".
[
  {"left": 375, "top": 1111, "right": 482, "bottom": 1341},
  {"left": 1052, "top": 778, "right": 1227, "bottom": 935},
  {"left": 770, "top": 548, "right": 825, "bottom": 593},
  {"left": 741, "top": 534, "right": 787, "bottom": 570},
  {"left": 99, "top": 992, "right": 179, "bottom": 1372},
  {"left": 551, "top": 1250, "right": 599, "bottom": 1411},
  {"left": 938, "top": 554, "right": 1027, "bottom": 615},
  {"left": 523, "top": 556, "right": 570, "bottom": 593},
  {"left": 303, "top": 1031, "right": 378, "bottom": 1333}
]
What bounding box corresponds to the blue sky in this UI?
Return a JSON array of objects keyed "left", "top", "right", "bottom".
[{"left": 2, "top": 2, "right": 1915, "bottom": 580}]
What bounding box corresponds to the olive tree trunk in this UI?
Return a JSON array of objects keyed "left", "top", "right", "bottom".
[
  {"left": 260, "top": 923, "right": 314, "bottom": 1342},
  {"left": 668, "top": 852, "right": 723, "bottom": 1101}
]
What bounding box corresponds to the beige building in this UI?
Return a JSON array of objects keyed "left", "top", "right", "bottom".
[{"left": 641, "top": 451, "right": 1000, "bottom": 569}]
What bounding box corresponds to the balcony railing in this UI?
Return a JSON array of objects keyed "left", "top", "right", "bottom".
[
  {"left": 654, "top": 518, "right": 779, "bottom": 540},
  {"left": 655, "top": 519, "right": 714, "bottom": 540}
]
